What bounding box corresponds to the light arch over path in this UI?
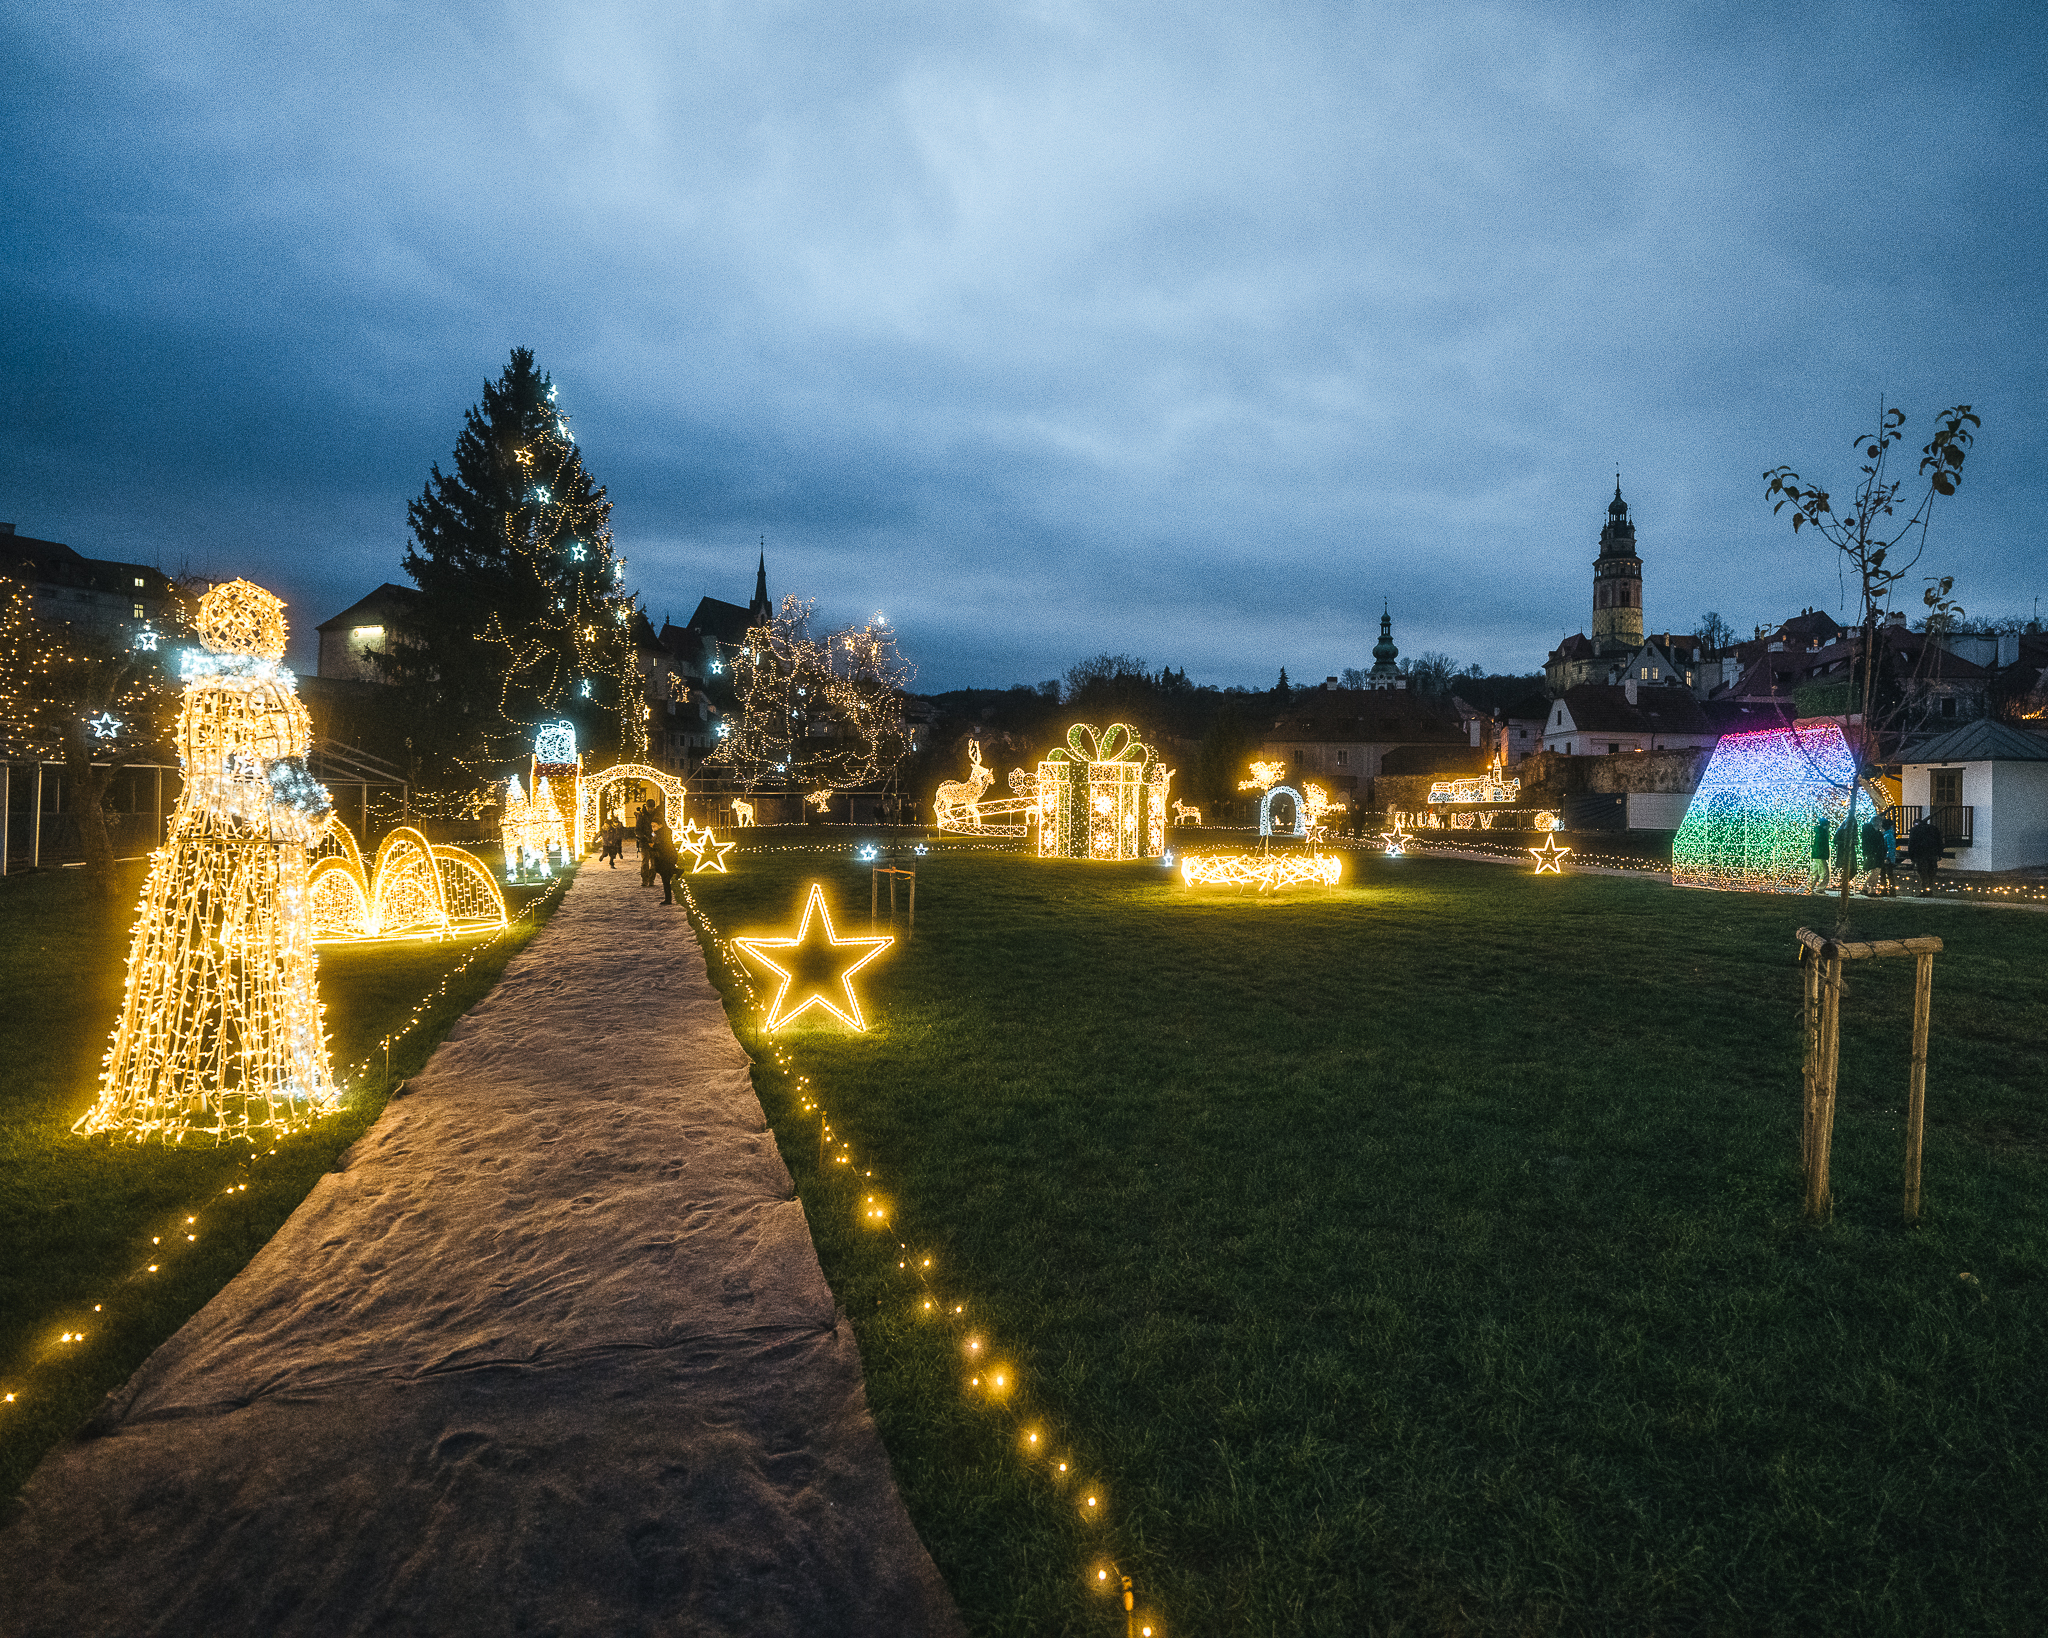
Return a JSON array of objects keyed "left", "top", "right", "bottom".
[
  {"left": 1259, "top": 785, "right": 1308, "bottom": 838},
  {"left": 582, "top": 763, "right": 689, "bottom": 844}
]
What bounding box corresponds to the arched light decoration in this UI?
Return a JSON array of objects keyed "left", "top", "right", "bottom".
[
  {"left": 1673, "top": 723, "right": 1879, "bottom": 892},
  {"left": 1180, "top": 853, "right": 1341, "bottom": 891},
  {"left": 733, "top": 883, "right": 892, "bottom": 1032},
  {"left": 1258, "top": 785, "right": 1308, "bottom": 838},
  {"left": 579, "top": 761, "right": 688, "bottom": 842},
  {"left": 308, "top": 818, "right": 507, "bottom": 942},
  {"left": 77, "top": 579, "right": 338, "bottom": 1143}
]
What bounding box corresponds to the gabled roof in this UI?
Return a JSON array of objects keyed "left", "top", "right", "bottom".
[
  {"left": 1262, "top": 689, "right": 1464, "bottom": 745},
  {"left": 1546, "top": 632, "right": 1597, "bottom": 664},
  {"left": 315, "top": 583, "right": 421, "bottom": 633},
  {"left": 685, "top": 595, "right": 756, "bottom": 645},
  {"left": 1899, "top": 721, "right": 2048, "bottom": 764},
  {"left": 1379, "top": 743, "right": 1488, "bottom": 777},
  {"left": 1555, "top": 684, "right": 1712, "bottom": 737},
  {"left": 0, "top": 530, "right": 177, "bottom": 597}
]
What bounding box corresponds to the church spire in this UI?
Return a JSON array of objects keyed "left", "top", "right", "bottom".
[{"left": 751, "top": 539, "right": 769, "bottom": 623}]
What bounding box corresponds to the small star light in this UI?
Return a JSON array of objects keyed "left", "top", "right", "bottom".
[
  {"left": 733, "top": 883, "right": 893, "bottom": 1033},
  {"left": 579, "top": 680, "right": 593, "bottom": 698},
  {"left": 1379, "top": 819, "right": 1407, "bottom": 858},
  {"left": 709, "top": 659, "right": 724, "bottom": 675},
  {"left": 913, "top": 843, "right": 928, "bottom": 856},
  {"left": 133, "top": 628, "right": 160, "bottom": 652},
  {"left": 569, "top": 544, "right": 587, "bottom": 561},
  {"left": 857, "top": 844, "right": 878, "bottom": 862},
  {"left": 87, "top": 711, "right": 122, "bottom": 739},
  {"left": 1529, "top": 834, "right": 1573, "bottom": 874},
  {"left": 1162, "top": 850, "right": 1175, "bottom": 866}
]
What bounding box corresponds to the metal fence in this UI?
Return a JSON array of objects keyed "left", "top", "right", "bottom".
[
  {"left": 1, "top": 762, "right": 182, "bottom": 873},
  {"left": 1886, "top": 804, "right": 1973, "bottom": 847}
]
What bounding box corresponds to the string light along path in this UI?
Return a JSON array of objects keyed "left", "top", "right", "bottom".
[{"left": 1, "top": 864, "right": 961, "bottom": 1636}]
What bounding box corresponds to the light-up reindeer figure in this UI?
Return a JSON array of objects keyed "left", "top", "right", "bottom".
[
  {"left": 78, "top": 580, "right": 339, "bottom": 1142},
  {"left": 933, "top": 739, "right": 995, "bottom": 828},
  {"left": 731, "top": 798, "right": 755, "bottom": 827}
]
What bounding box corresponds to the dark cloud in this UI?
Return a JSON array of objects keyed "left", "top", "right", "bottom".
[{"left": 4, "top": 0, "right": 2044, "bottom": 686}]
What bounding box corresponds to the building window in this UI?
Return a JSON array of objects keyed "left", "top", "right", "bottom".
[
  {"left": 1932, "top": 769, "right": 1961, "bottom": 806},
  {"left": 1336, "top": 749, "right": 1347, "bottom": 765},
  {"left": 1608, "top": 743, "right": 1620, "bottom": 754},
  {"left": 1640, "top": 667, "right": 1649, "bottom": 679},
  {"left": 1940, "top": 696, "right": 1956, "bottom": 718},
  {"left": 133, "top": 603, "right": 145, "bottom": 618},
  {"left": 133, "top": 577, "right": 145, "bottom": 588}
]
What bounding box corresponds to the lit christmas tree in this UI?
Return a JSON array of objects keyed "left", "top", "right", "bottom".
[{"left": 389, "top": 348, "right": 643, "bottom": 768}]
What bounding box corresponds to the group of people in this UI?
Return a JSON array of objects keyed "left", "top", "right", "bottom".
[
  {"left": 598, "top": 799, "right": 682, "bottom": 905},
  {"left": 1807, "top": 810, "right": 1947, "bottom": 896}
]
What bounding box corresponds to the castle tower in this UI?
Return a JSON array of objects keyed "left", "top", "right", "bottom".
[
  {"left": 1366, "top": 603, "right": 1405, "bottom": 689},
  {"left": 1590, "top": 479, "right": 1643, "bottom": 652}
]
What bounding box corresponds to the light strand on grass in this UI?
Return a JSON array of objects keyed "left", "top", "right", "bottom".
[
  {"left": 677, "top": 876, "right": 1165, "bottom": 1634},
  {"left": 1, "top": 872, "right": 571, "bottom": 1423},
  {"left": 1179, "top": 852, "right": 1342, "bottom": 892}
]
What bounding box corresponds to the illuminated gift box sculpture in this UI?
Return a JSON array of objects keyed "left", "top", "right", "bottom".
[
  {"left": 1036, "top": 723, "right": 1172, "bottom": 860},
  {"left": 77, "top": 580, "right": 339, "bottom": 1143},
  {"left": 309, "top": 819, "right": 509, "bottom": 941},
  {"left": 1673, "top": 723, "right": 1877, "bottom": 893}
]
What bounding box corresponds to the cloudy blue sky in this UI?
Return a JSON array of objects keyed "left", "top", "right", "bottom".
[{"left": 5, "top": 1, "right": 2043, "bottom": 689}]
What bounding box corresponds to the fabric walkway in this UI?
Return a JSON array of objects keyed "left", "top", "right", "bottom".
[{"left": 1, "top": 863, "right": 962, "bottom": 1637}]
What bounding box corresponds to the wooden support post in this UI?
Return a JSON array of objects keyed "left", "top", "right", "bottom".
[
  {"left": 31, "top": 761, "right": 43, "bottom": 870},
  {"left": 1801, "top": 947, "right": 1821, "bottom": 1173},
  {"left": 1904, "top": 951, "right": 1933, "bottom": 1225},
  {"left": 2, "top": 761, "right": 10, "bottom": 876},
  {"left": 1806, "top": 949, "right": 1844, "bottom": 1220}
]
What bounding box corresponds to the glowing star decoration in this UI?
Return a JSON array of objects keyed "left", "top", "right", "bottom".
[
  {"left": 1672, "top": 723, "right": 1878, "bottom": 893},
  {"left": 1379, "top": 818, "right": 1408, "bottom": 857},
  {"left": 733, "top": 884, "right": 892, "bottom": 1033},
  {"left": 680, "top": 821, "right": 735, "bottom": 874},
  {"left": 1180, "top": 853, "right": 1342, "bottom": 891},
  {"left": 133, "top": 628, "right": 160, "bottom": 652},
  {"left": 857, "top": 844, "right": 879, "bottom": 862},
  {"left": 86, "top": 711, "right": 122, "bottom": 739},
  {"left": 1529, "top": 834, "right": 1573, "bottom": 874},
  {"left": 76, "top": 579, "right": 339, "bottom": 1143}
]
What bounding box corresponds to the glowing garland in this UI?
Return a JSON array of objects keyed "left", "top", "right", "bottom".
[
  {"left": 10, "top": 871, "right": 570, "bottom": 1420},
  {"left": 1427, "top": 773, "right": 1521, "bottom": 804},
  {"left": 1672, "top": 723, "right": 1877, "bottom": 893},
  {"left": 677, "top": 877, "right": 1162, "bottom": 1632},
  {"left": 76, "top": 581, "right": 338, "bottom": 1144},
  {"left": 1180, "top": 852, "right": 1342, "bottom": 891},
  {"left": 731, "top": 883, "right": 892, "bottom": 1032}
]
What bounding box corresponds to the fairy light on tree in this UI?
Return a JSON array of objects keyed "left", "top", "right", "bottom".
[
  {"left": 0, "top": 568, "right": 189, "bottom": 899},
  {"left": 385, "top": 348, "right": 646, "bottom": 771},
  {"left": 706, "top": 598, "right": 914, "bottom": 804},
  {"left": 74, "top": 581, "right": 340, "bottom": 1144}
]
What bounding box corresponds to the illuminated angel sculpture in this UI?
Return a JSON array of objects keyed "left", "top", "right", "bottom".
[{"left": 76, "top": 580, "right": 340, "bottom": 1142}]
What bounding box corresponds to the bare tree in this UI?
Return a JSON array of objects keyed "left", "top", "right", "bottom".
[
  {"left": 1692, "top": 611, "right": 1734, "bottom": 653},
  {"left": 1764, "top": 401, "right": 1980, "bottom": 923}
]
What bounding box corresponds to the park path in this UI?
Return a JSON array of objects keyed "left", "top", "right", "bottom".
[{"left": 1, "top": 863, "right": 962, "bottom": 1638}]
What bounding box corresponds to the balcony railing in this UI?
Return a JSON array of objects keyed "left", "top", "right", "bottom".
[{"left": 1887, "top": 804, "right": 1973, "bottom": 847}]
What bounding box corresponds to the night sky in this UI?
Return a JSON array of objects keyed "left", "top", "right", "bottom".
[{"left": 5, "top": 2, "right": 2044, "bottom": 690}]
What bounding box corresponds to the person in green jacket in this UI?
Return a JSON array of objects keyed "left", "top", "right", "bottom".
[{"left": 1807, "top": 815, "right": 1832, "bottom": 893}]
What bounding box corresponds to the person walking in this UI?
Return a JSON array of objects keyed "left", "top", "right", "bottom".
[
  {"left": 600, "top": 820, "right": 623, "bottom": 869},
  {"left": 1807, "top": 816, "right": 1832, "bottom": 894},
  {"left": 1860, "top": 814, "right": 1887, "bottom": 898},
  {"left": 647, "top": 819, "right": 681, "bottom": 906},
  {"left": 638, "top": 804, "right": 658, "bottom": 886},
  {"left": 1906, "top": 813, "right": 1945, "bottom": 893}
]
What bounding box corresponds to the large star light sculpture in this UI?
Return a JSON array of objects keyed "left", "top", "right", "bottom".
[
  {"left": 1529, "top": 834, "right": 1573, "bottom": 874},
  {"left": 679, "top": 820, "right": 735, "bottom": 874},
  {"left": 734, "top": 883, "right": 893, "bottom": 1033}
]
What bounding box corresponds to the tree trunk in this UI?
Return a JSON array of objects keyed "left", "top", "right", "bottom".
[{"left": 62, "top": 750, "right": 123, "bottom": 902}]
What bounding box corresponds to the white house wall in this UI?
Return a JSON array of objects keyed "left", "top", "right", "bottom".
[{"left": 1989, "top": 760, "right": 2048, "bottom": 871}]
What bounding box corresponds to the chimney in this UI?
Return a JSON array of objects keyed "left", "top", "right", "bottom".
[
  {"left": 1325, "top": 676, "right": 1337, "bottom": 690},
  {"left": 0, "top": 522, "right": 14, "bottom": 535},
  {"left": 1624, "top": 676, "right": 1639, "bottom": 705}
]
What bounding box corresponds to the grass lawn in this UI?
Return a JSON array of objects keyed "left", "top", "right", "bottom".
[
  {"left": 0, "top": 859, "right": 569, "bottom": 1500},
  {"left": 684, "top": 842, "right": 2048, "bottom": 1637}
]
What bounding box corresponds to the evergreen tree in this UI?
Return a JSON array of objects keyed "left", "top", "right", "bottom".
[{"left": 388, "top": 349, "right": 640, "bottom": 771}]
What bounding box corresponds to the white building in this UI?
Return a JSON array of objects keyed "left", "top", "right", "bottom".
[{"left": 1898, "top": 721, "right": 2048, "bottom": 873}]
